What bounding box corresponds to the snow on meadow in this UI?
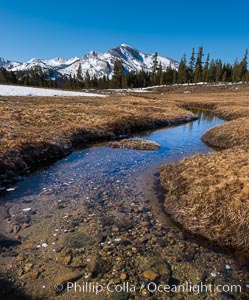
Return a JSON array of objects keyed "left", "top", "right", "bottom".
[{"left": 0, "top": 84, "right": 105, "bottom": 97}]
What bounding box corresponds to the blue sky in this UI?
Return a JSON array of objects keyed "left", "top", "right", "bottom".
[{"left": 0, "top": 0, "right": 248, "bottom": 63}]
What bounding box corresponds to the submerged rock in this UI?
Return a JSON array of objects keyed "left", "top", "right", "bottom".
[
  {"left": 63, "top": 232, "right": 95, "bottom": 248},
  {"left": 142, "top": 270, "right": 160, "bottom": 281},
  {"left": 20, "top": 271, "right": 39, "bottom": 281},
  {"left": 86, "top": 255, "right": 110, "bottom": 278},
  {"left": 137, "top": 256, "right": 171, "bottom": 281}
]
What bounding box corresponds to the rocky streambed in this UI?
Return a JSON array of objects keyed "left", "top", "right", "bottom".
[{"left": 0, "top": 110, "right": 248, "bottom": 300}]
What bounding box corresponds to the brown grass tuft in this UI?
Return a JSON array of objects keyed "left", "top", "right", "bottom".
[
  {"left": 202, "top": 117, "right": 249, "bottom": 149},
  {"left": 160, "top": 147, "right": 249, "bottom": 253},
  {"left": 213, "top": 104, "right": 249, "bottom": 120},
  {"left": 108, "top": 138, "right": 160, "bottom": 150}
]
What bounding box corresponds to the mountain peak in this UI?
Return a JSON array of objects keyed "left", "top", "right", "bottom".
[
  {"left": 87, "top": 50, "right": 98, "bottom": 57},
  {"left": 2, "top": 45, "right": 179, "bottom": 79},
  {"left": 51, "top": 57, "right": 65, "bottom": 62},
  {"left": 119, "top": 43, "right": 133, "bottom": 48},
  {"left": 0, "top": 57, "right": 21, "bottom": 69},
  {"left": 28, "top": 58, "right": 42, "bottom": 63}
]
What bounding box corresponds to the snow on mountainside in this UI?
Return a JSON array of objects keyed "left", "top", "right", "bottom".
[
  {"left": 9, "top": 57, "right": 81, "bottom": 72},
  {"left": 1, "top": 44, "right": 179, "bottom": 80},
  {"left": 0, "top": 57, "right": 22, "bottom": 69}
]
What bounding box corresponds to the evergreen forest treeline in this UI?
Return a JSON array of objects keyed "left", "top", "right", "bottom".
[{"left": 0, "top": 47, "right": 248, "bottom": 90}]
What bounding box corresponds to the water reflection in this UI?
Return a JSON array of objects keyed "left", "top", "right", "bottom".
[{"left": 192, "top": 108, "right": 217, "bottom": 125}]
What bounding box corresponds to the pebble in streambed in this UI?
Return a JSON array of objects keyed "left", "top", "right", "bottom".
[
  {"left": 3, "top": 176, "right": 248, "bottom": 299},
  {"left": 16, "top": 177, "right": 247, "bottom": 298}
]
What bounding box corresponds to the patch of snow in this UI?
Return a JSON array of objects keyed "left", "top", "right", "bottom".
[{"left": 0, "top": 84, "right": 105, "bottom": 97}]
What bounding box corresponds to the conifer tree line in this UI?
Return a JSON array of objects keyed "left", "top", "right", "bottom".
[
  {"left": 0, "top": 47, "right": 248, "bottom": 89},
  {"left": 177, "top": 47, "right": 249, "bottom": 84}
]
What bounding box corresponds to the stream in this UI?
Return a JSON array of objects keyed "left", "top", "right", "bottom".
[{"left": 0, "top": 110, "right": 248, "bottom": 300}]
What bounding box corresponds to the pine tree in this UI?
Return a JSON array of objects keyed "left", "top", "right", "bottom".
[
  {"left": 0, "top": 68, "right": 7, "bottom": 83},
  {"left": 194, "top": 46, "right": 204, "bottom": 82},
  {"left": 164, "top": 64, "right": 174, "bottom": 84},
  {"left": 77, "top": 63, "right": 83, "bottom": 81},
  {"left": 215, "top": 59, "right": 223, "bottom": 82},
  {"left": 158, "top": 62, "right": 163, "bottom": 85},
  {"left": 240, "top": 49, "right": 248, "bottom": 82},
  {"left": 85, "top": 70, "right": 91, "bottom": 88},
  {"left": 202, "top": 53, "right": 209, "bottom": 82},
  {"left": 152, "top": 52, "right": 158, "bottom": 73},
  {"left": 152, "top": 52, "right": 158, "bottom": 84},
  {"left": 221, "top": 63, "right": 232, "bottom": 82},
  {"left": 188, "top": 48, "right": 195, "bottom": 83},
  {"left": 122, "top": 73, "right": 127, "bottom": 89},
  {"left": 112, "top": 60, "right": 124, "bottom": 88},
  {"left": 177, "top": 54, "right": 187, "bottom": 83},
  {"left": 208, "top": 59, "right": 216, "bottom": 82},
  {"left": 232, "top": 59, "right": 240, "bottom": 82}
]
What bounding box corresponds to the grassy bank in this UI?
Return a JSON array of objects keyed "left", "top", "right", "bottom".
[
  {"left": 202, "top": 117, "right": 249, "bottom": 149},
  {"left": 161, "top": 147, "right": 249, "bottom": 253},
  {"left": 160, "top": 87, "right": 249, "bottom": 254},
  {"left": 0, "top": 95, "right": 196, "bottom": 187}
]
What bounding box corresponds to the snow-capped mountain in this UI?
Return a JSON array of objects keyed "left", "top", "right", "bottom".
[
  {"left": 1, "top": 44, "right": 178, "bottom": 79},
  {"left": 9, "top": 57, "right": 81, "bottom": 72},
  {"left": 0, "top": 57, "right": 22, "bottom": 69}
]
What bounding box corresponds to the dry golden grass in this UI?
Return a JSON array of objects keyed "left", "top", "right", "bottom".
[
  {"left": 108, "top": 138, "right": 160, "bottom": 150},
  {"left": 0, "top": 95, "right": 193, "bottom": 152},
  {"left": 213, "top": 104, "right": 249, "bottom": 120},
  {"left": 160, "top": 147, "right": 249, "bottom": 253},
  {"left": 202, "top": 117, "right": 249, "bottom": 149},
  {"left": 0, "top": 95, "right": 194, "bottom": 185},
  {"left": 157, "top": 85, "right": 249, "bottom": 115}
]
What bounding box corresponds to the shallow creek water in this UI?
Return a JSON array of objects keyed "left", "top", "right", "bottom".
[{"left": 0, "top": 110, "right": 248, "bottom": 300}]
